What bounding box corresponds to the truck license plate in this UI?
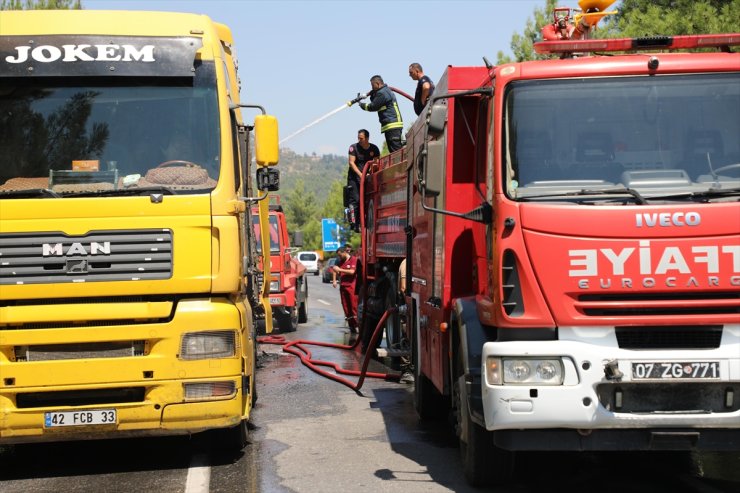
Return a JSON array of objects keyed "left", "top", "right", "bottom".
[
  {"left": 44, "top": 409, "right": 117, "bottom": 428},
  {"left": 632, "top": 361, "right": 720, "bottom": 380},
  {"left": 269, "top": 297, "right": 281, "bottom": 305}
]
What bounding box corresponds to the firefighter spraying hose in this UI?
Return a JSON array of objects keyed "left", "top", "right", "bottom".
[{"left": 258, "top": 83, "right": 418, "bottom": 392}]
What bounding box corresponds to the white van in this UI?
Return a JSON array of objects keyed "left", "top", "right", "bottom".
[{"left": 296, "top": 251, "right": 320, "bottom": 275}]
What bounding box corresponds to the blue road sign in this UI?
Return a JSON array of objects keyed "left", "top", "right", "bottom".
[{"left": 321, "top": 218, "right": 341, "bottom": 251}]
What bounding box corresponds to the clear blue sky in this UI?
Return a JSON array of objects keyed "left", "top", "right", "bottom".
[{"left": 84, "top": 0, "right": 544, "bottom": 156}]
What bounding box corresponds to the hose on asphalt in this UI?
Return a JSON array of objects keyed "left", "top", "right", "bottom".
[{"left": 257, "top": 307, "right": 401, "bottom": 392}]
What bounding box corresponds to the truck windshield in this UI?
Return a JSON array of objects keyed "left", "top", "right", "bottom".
[
  {"left": 0, "top": 65, "right": 220, "bottom": 196},
  {"left": 504, "top": 73, "right": 740, "bottom": 201},
  {"left": 252, "top": 215, "right": 281, "bottom": 254}
]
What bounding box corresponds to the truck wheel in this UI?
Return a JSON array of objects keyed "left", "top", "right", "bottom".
[
  {"left": 251, "top": 326, "right": 259, "bottom": 404},
  {"left": 454, "top": 344, "right": 513, "bottom": 486},
  {"left": 383, "top": 281, "right": 401, "bottom": 355},
  {"left": 278, "top": 307, "right": 298, "bottom": 332},
  {"left": 298, "top": 280, "right": 308, "bottom": 323},
  {"left": 209, "top": 419, "right": 249, "bottom": 453}
]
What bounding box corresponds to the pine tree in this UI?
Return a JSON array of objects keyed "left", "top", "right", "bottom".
[{"left": 0, "top": 0, "right": 82, "bottom": 9}]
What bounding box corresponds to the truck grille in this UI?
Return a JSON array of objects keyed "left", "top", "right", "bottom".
[
  {"left": 16, "top": 387, "right": 146, "bottom": 409},
  {"left": 14, "top": 341, "right": 146, "bottom": 362},
  {"left": 0, "top": 229, "right": 173, "bottom": 285},
  {"left": 576, "top": 291, "right": 740, "bottom": 317},
  {"left": 597, "top": 382, "right": 738, "bottom": 414},
  {"left": 616, "top": 326, "right": 723, "bottom": 349}
]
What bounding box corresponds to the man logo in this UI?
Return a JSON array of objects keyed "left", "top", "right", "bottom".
[
  {"left": 42, "top": 242, "right": 111, "bottom": 256},
  {"left": 66, "top": 259, "right": 89, "bottom": 275}
]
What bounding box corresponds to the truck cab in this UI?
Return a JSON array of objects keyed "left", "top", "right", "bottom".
[
  {"left": 252, "top": 199, "right": 308, "bottom": 332},
  {"left": 0, "top": 9, "right": 279, "bottom": 449}
]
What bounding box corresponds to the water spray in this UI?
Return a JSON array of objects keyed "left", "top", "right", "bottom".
[{"left": 279, "top": 103, "right": 351, "bottom": 145}]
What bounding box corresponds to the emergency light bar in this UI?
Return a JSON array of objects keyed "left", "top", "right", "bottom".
[{"left": 534, "top": 33, "right": 740, "bottom": 54}]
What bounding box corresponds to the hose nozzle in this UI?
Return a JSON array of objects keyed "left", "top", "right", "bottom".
[{"left": 347, "top": 92, "right": 368, "bottom": 106}]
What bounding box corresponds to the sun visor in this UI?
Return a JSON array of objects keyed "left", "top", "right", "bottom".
[{"left": 0, "top": 36, "right": 202, "bottom": 78}]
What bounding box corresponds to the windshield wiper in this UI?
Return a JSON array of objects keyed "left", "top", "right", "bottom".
[
  {"left": 520, "top": 187, "right": 648, "bottom": 204},
  {"left": 0, "top": 188, "right": 61, "bottom": 199},
  {"left": 62, "top": 186, "right": 177, "bottom": 197},
  {"left": 567, "top": 187, "right": 648, "bottom": 204},
  {"left": 654, "top": 187, "right": 740, "bottom": 202}
]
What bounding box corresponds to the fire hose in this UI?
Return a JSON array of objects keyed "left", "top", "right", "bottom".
[
  {"left": 257, "top": 307, "right": 401, "bottom": 392},
  {"left": 263, "top": 84, "right": 413, "bottom": 391}
]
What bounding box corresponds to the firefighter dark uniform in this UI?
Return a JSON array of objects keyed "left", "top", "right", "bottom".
[
  {"left": 360, "top": 84, "right": 404, "bottom": 152},
  {"left": 414, "top": 74, "right": 435, "bottom": 116}
]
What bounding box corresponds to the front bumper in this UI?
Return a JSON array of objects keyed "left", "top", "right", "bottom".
[
  {"left": 481, "top": 326, "right": 740, "bottom": 432},
  {"left": 0, "top": 379, "right": 243, "bottom": 444},
  {"left": 0, "top": 298, "right": 252, "bottom": 445}
]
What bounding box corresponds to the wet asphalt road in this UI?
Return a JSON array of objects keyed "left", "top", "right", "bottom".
[{"left": 1, "top": 274, "right": 738, "bottom": 492}]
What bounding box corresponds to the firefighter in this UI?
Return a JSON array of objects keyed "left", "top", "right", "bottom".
[
  {"left": 408, "top": 63, "right": 435, "bottom": 116},
  {"left": 346, "top": 129, "right": 380, "bottom": 232},
  {"left": 358, "top": 75, "right": 405, "bottom": 152},
  {"left": 331, "top": 245, "right": 359, "bottom": 334}
]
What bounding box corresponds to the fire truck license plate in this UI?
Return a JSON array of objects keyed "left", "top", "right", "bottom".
[
  {"left": 632, "top": 362, "right": 720, "bottom": 380},
  {"left": 269, "top": 297, "right": 281, "bottom": 305},
  {"left": 44, "top": 409, "right": 117, "bottom": 428}
]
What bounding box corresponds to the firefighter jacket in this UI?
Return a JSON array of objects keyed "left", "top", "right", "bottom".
[{"left": 360, "top": 84, "right": 404, "bottom": 133}]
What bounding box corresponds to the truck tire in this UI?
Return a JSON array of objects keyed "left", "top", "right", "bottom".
[
  {"left": 383, "top": 279, "right": 401, "bottom": 354},
  {"left": 298, "top": 279, "right": 308, "bottom": 323},
  {"left": 277, "top": 307, "right": 298, "bottom": 332},
  {"left": 251, "top": 325, "right": 259, "bottom": 404},
  {"left": 453, "top": 340, "right": 513, "bottom": 486},
  {"left": 209, "top": 418, "right": 249, "bottom": 453}
]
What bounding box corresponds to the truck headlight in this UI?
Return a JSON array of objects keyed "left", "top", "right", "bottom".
[
  {"left": 180, "top": 330, "right": 236, "bottom": 360},
  {"left": 269, "top": 275, "right": 280, "bottom": 293},
  {"left": 502, "top": 358, "right": 564, "bottom": 385},
  {"left": 487, "top": 357, "right": 564, "bottom": 385},
  {"left": 183, "top": 380, "right": 237, "bottom": 401}
]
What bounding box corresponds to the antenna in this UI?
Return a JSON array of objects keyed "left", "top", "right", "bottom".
[{"left": 482, "top": 56, "right": 493, "bottom": 69}]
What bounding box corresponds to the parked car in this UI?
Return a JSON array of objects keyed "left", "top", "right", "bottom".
[
  {"left": 297, "top": 251, "right": 320, "bottom": 275},
  {"left": 322, "top": 257, "right": 340, "bottom": 283}
]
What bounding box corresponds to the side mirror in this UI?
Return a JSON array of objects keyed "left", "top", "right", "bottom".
[
  {"left": 254, "top": 115, "right": 279, "bottom": 167},
  {"left": 256, "top": 167, "right": 279, "bottom": 191},
  {"left": 423, "top": 140, "right": 445, "bottom": 197},
  {"left": 427, "top": 103, "right": 446, "bottom": 138},
  {"left": 292, "top": 230, "right": 304, "bottom": 248}
]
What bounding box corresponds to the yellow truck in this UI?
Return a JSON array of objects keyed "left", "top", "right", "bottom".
[{"left": 0, "top": 9, "right": 280, "bottom": 449}]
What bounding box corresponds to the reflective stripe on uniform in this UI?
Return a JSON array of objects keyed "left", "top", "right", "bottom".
[
  {"left": 380, "top": 102, "right": 403, "bottom": 132},
  {"left": 381, "top": 121, "right": 404, "bottom": 132}
]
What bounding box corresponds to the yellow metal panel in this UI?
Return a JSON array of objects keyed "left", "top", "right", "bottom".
[
  {"left": 255, "top": 115, "right": 280, "bottom": 167},
  {"left": 212, "top": 216, "right": 241, "bottom": 294}
]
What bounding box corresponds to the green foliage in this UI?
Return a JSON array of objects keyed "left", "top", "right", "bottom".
[
  {"left": 283, "top": 179, "right": 320, "bottom": 249},
  {"left": 277, "top": 149, "right": 347, "bottom": 203},
  {"left": 0, "top": 0, "right": 81, "bottom": 9},
  {"left": 601, "top": 0, "right": 740, "bottom": 37},
  {"left": 497, "top": 0, "right": 557, "bottom": 64},
  {"left": 276, "top": 148, "right": 360, "bottom": 251},
  {"left": 501, "top": 0, "right": 740, "bottom": 63}
]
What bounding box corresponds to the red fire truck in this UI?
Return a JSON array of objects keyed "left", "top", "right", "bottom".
[
  {"left": 358, "top": 16, "right": 740, "bottom": 487},
  {"left": 252, "top": 198, "right": 308, "bottom": 332}
]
